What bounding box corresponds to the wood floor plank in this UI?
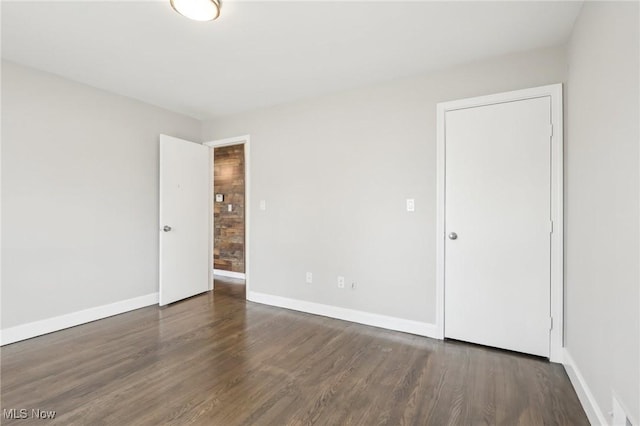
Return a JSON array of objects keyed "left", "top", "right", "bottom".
[{"left": 1, "top": 279, "right": 588, "bottom": 425}]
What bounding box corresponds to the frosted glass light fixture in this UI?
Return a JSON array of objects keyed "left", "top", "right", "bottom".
[{"left": 171, "top": 0, "right": 220, "bottom": 21}]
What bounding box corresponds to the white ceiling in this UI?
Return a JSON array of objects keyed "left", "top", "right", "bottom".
[{"left": 2, "top": 1, "right": 582, "bottom": 120}]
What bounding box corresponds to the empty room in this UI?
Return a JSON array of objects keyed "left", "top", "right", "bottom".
[{"left": 1, "top": 1, "right": 638, "bottom": 425}]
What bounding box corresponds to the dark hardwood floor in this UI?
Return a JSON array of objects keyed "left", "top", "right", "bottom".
[{"left": 1, "top": 279, "right": 588, "bottom": 425}]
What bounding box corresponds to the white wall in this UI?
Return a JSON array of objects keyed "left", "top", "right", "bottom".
[
  {"left": 1, "top": 61, "right": 201, "bottom": 329},
  {"left": 203, "top": 46, "right": 567, "bottom": 326},
  {"left": 565, "top": 2, "right": 639, "bottom": 423}
]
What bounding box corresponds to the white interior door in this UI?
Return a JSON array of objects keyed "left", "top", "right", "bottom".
[
  {"left": 444, "top": 97, "right": 551, "bottom": 357},
  {"left": 159, "top": 134, "right": 210, "bottom": 306}
]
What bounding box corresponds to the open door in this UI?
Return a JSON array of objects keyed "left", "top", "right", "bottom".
[{"left": 159, "top": 134, "right": 211, "bottom": 306}]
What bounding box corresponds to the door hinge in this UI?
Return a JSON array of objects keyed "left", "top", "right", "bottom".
[
  {"left": 549, "top": 317, "right": 553, "bottom": 330},
  {"left": 549, "top": 220, "right": 554, "bottom": 234},
  {"left": 549, "top": 124, "right": 554, "bottom": 138}
]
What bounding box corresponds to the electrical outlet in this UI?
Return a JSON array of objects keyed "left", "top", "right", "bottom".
[
  {"left": 612, "top": 395, "right": 631, "bottom": 426},
  {"left": 259, "top": 200, "right": 266, "bottom": 211},
  {"left": 306, "top": 272, "right": 313, "bottom": 284},
  {"left": 337, "top": 276, "right": 345, "bottom": 289}
]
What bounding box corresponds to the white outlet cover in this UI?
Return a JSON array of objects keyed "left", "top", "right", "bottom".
[
  {"left": 259, "top": 200, "right": 266, "bottom": 211},
  {"left": 337, "top": 276, "right": 345, "bottom": 288},
  {"left": 306, "top": 272, "right": 312, "bottom": 283},
  {"left": 612, "top": 395, "right": 630, "bottom": 426}
]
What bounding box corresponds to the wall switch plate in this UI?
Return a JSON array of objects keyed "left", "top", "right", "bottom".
[
  {"left": 215, "top": 193, "right": 224, "bottom": 202},
  {"left": 406, "top": 198, "right": 415, "bottom": 212},
  {"left": 337, "top": 276, "right": 345, "bottom": 288},
  {"left": 306, "top": 272, "right": 313, "bottom": 284},
  {"left": 259, "top": 200, "right": 266, "bottom": 211}
]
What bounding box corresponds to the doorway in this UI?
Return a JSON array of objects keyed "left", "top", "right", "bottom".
[
  {"left": 436, "top": 85, "right": 563, "bottom": 361},
  {"left": 213, "top": 144, "right": 245, "bottom": 278},
  {"left": 204, "top": 136, "right": 251, "bottom": 296}
]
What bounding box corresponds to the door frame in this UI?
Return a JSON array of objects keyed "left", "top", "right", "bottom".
[
  {"left": 435, "top": 84, "right": 563, "bottom": 362},
  {"left": 204, "top": 135, "right": 251, "bottom": 296}
]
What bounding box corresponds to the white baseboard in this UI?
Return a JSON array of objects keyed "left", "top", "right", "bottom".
[
  {"left": 247, "top": 290, "right": 439, "bottom": 338},
  {"left": 0, "top": 293, "right": 159, "bottom": 346},
  {"left": 563, "top": 348, "right": 609, "bottom": 426},
  {"left": 213, "top": 269, "right": 246, "bottom": 280}
]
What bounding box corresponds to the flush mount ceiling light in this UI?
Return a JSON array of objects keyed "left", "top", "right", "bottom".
[{"left": 171, "top": 0, "right": 221, "bottom": 21}]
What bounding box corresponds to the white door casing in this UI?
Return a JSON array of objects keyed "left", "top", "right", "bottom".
[
  {"left": 159, "top": 134, "right": 211, "bottom": 306},
  {"left": 436, "top": 84, "right": 564, "bottom": 361}
]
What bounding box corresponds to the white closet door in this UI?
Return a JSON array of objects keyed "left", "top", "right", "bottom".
[{"left": 444, "top": 97, "right": 552, "bottom": 357}]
